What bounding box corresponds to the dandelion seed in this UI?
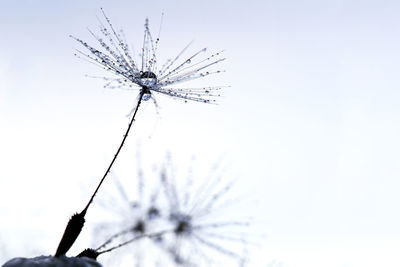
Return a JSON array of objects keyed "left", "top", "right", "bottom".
[
  {"left": 72, "top": 8, "right": 227, "bottom": 104},
  {"left": 56, "top": 10, "right": 228, "bottom": 256}
]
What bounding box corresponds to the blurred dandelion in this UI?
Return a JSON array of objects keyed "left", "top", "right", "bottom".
[
  {"left": 88, "top": 165, "right": 166, "bottom": 266},
  {"left": 90, "top": 155, "right": 253, "bottom": 266},
  {"left": 154, "top": 156, "right": 252, "bottom": 266}
]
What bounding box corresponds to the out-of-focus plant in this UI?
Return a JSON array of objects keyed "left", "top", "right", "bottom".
[{"left": 89, "top": 155, "right": 252, "bottom": 266}]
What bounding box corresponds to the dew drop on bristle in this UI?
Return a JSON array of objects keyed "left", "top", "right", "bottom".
[
  {"left": 139, "top": 71, "right": 157, "bottom": 87},
  {"left": 143, "top": 92, "right": 152, "bottom": 101}
]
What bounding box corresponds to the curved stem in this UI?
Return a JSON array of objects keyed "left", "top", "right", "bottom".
[
  {"left": 95, "top": 227, "right": 134, "bottom": 251},
  {"left": 83, "top": 90, "right": 145, "bottom": 214},
  {"left": 55, "top": 90, "right": 145, "bottom": 257},
  {"left": 97, "top": 230, "right": 170, "bottom": 256}
]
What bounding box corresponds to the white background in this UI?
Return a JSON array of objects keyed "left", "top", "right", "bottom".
[{"left": 1, "top": 0, "right": 400, "bottom": 266}]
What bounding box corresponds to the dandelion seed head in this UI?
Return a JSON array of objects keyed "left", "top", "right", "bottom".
[
  {"left": 72, "top": 10, "right": 226, "bottom": 105},
  {"left": 132, "top": 220, "right": 146, "bottom": 234},
  {"left": 170, "top": 213, "right": 193, "bottom": 236}
]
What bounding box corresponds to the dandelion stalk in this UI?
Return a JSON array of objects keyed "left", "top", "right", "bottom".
[
  {"left": 83, "top": 89, "right": 145, "bottom": 213},
  {"left": 55, "top": 90, "right": 145, "bottom": 257},
  {"left": 76, "top": 230, "right": 171, "bottom": 260},
  {"left": 96, "top": 230, "right": 168, "bottom": 256}
]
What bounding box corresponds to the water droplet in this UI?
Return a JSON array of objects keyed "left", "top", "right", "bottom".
[
  {"left": 186, "top": 59, "right": 191, "bottom": 64},
  {"left": 139, "top": 71, "right": 157, "bottom": 87},
  {"left": 143, "top": 92, "right": 152, "bottom": 101}
]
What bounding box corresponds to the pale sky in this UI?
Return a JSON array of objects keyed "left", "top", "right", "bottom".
[{"left": 1, "top": 0, "right": 400, "bottom": 266}]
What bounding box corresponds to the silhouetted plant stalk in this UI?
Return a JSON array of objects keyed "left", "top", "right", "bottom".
[
  {"left": 55, "top": 90, "right": 144, "bottom": 257},
  {"left": 55, "top": 8, "right": 225, "bottom": 258}
]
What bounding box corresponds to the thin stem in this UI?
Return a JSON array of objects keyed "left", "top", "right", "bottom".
[
  {"left": 54, "top": 90, "right": 145, "bottom": 257},
  {"left": 95, "top": 227, "right": 134, "bottom": 251},
  {"left": 97, "top": 230, "right": 170, "bottom": 256},
  {"left": 82, "top": 89, "right": 145, "bottom": 214}
]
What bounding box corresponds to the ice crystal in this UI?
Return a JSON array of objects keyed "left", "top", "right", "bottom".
[{"left": 72, "top": 9, "right": 226, "bottom": 104}]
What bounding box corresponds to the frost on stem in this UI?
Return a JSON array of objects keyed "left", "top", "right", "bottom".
[
  {"left": 89, "top": 156, "right": 252, "bottom": 266},
  {"left": 72, "top": 8, "right": 228, "bottom": 104}
]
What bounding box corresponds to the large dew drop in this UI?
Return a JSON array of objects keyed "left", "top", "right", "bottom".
[{"left": 139, "top": 71, "right": 157, "bottom": 87}]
